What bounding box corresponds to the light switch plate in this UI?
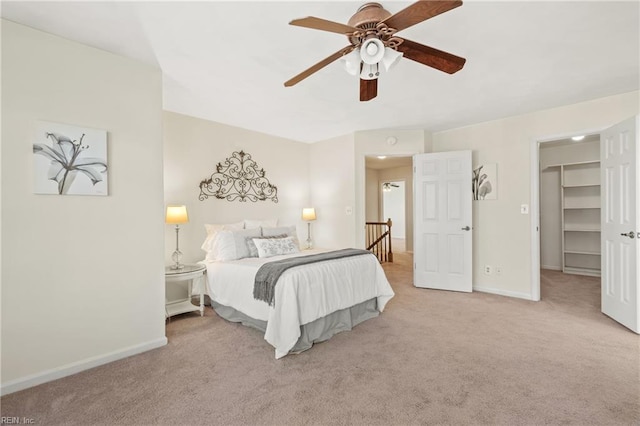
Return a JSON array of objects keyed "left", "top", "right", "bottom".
[{"left": 520, "top": 204, "right": 529, "bottom": 214}]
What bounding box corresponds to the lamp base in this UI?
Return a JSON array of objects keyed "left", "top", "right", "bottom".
[
  {"left": 306, "top": 222, "right": 313, "bottom": 250},
  {"left": 171, "top": 248, "right": 184, "bottom": 270}
]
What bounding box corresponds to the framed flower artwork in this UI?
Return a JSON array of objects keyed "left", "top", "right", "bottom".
[
  {"left": 33, "top": 121, "right": 108, "bottom": 196},
  {"left": 472, "top": 163, "right": 497, "bottom": 200}
]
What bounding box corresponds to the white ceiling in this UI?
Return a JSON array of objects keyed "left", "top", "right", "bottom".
[{"left": 2, "top": 1, "right": 638, "bottom": 143}]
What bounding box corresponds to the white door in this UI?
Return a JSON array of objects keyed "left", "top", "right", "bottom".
[
  {"left": 414, "top": 151, "right": 472, "bottom": 291},
  {"left": 601, "top": 116, "right": 639, "bottom": 333}
]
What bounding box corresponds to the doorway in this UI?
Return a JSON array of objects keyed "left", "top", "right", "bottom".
[
  {"left": 538, "top": 135, "right": 601, "bottom": 277},
  {"left": 531, "top": 116, "right": 639, "bottom": 334},
  {"left": 364, "top": 155, "right": 414, "bottom": 253},
  {"left": 382, "top": 180, "right": 406, "bottom": 252}
]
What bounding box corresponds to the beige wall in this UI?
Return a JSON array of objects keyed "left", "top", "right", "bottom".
[
  {"left": 163, "top": 111, "right": 310, "bottom": 263},
  {"left": 365, "top": 168, "right": 380, "bottom": 222},
  {"left": 309, "top": 133, "right": 357, "bottom": 249},
  {"left": 433, "top": 91, "right": 639, "bottom": 298},
  {"left": 539, "top": 140, "right": 600, "bottom": 270},
  {"left": 1, "top": 21, "right": 165, "bottom": 392}
]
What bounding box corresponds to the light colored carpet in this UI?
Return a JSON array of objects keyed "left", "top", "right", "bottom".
[{"left": 2, "top": 256, "right": 638, "bottom": 425}]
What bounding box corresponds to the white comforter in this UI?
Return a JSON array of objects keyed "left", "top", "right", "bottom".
[{"left": 200, "top": 249, "right": 395, "bottom": 358}]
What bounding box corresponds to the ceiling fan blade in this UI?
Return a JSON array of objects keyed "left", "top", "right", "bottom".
[
  {"left": 382, "top": 0, "right": 463, "bottom": 33},
  {"left": 396, "top": 38, "right": 466, "bottom": 74},
  {"left": 360, "top": 78, "right": 378, "bottom": 102},
  {"left": 290, "top": 16, "right": 359, "bottom": 35},
  {"left": 284, "top": 46, "right": 355, "bottom": 87}
]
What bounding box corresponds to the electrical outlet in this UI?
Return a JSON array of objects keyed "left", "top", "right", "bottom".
[
  {"left": 484, "top": 265, "right": 492, "bottom": 275},
  {"left": 345, "top": 206, "right": 353, "bottom": 215},
  {"left": 496, "top": 266, "right": 503, "bottom": 275}
]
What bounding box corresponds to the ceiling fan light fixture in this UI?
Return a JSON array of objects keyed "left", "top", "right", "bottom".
[
  {"left": 382, "top": 47, "right": 403, "bottom": 72},
  {"left": 360, "top": 38, "right": 385, "bottom": 65},
  {"left": 360, "top": 63, "right": 379, "bottom": 80},
  {"left": 341, "top": 48, "right": 361, "bottom": 76}
]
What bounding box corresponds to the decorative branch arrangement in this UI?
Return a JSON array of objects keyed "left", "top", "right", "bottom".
[{"left": 199, "top": 150, "right": 278, "bottom": 203}]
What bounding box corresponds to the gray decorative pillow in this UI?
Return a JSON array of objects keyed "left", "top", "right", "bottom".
[
  {"left": 253, "top": 237, "right": 300, "bottom": 258},
  {"left": 246, "top": 234, "right": 287, "bottom": 258},
  {"left": 261, "top": 226, "right": 300, "bottom": 249}
]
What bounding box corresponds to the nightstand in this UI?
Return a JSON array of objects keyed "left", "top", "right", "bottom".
[{"left": 165, "top": 264, "right": 206, "bottom": 318}]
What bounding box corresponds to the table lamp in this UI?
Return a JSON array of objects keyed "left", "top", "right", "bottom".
[
  {"left": 302, "top": 207, "right": 316, "bottom": 249},
  {"left": 166, "top": 205, "right": 189, "bottom": 269}
]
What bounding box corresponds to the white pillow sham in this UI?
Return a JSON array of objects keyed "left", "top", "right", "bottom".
[
  {"left": 208, "top": 228, "right": 261, "bottom": 261},
  {"left": 200, "top": 221, "right": 244, "bottom": 253},
  {"left": 253, "top": 236, "right": 300, "bottom": 258}
]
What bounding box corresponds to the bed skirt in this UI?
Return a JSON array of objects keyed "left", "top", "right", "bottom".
[{"left": 210, "top": 298, "right": 379, "bottom": 355}]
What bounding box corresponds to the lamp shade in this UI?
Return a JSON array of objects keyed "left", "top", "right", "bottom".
[
  {"left": 302, "top": 207, "right": 317, "bottom": 221},
  {"left": 165, "top": 205, "right": 189, "bottom": 224}
]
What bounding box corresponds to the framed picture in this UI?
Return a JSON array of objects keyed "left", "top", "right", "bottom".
[
  {"left": 472, "top": 163, "right": 497, "bottom": 200},
  {"left": 33, "top": 121, "right": 108, "bottom": 196}
]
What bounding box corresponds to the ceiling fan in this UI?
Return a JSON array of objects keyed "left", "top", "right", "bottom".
[
  {"left": 284, "top": 1, "right": 466, "bottom": 102},
  {"left": 382, "top": 182, "right": 400, "bottom": 191}
]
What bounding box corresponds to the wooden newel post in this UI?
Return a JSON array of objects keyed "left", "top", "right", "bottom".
[{"left": 387, "top": 218, "right": 393, "bottom": 263}]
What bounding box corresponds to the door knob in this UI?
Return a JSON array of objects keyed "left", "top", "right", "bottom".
[
  {"left": 620, "top": 231, "right": 636, "bottom": 239},
  {"left": 461, "top": 226, "right": 471, "bottom": 231}
]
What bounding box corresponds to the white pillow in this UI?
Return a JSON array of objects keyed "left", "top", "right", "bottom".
[
  {"left": 200, "top": 222, "right": 244, "bottom": 253},
  {"left": 208, "top": 228, "right": 261, "bottom": 261},
  {"left": 262, "top": 225, "right": 300, "bottom": 248},
  {"left": 253, "top": 237, "right": 300, "bottom": 258},
  {"left": 245, "top": 219, "right": 278, "bottom": 230}
]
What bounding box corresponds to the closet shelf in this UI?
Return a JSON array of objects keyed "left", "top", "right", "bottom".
[
  {"left": 563, "top": 206, "right": 600, "bottom": 210},
  {"left": 547, "top": 157, "right": 601, "bottom": 277},
  {"left": 563, "top": 266, "right": 601, "bottom": 277},
  {"left": 564, "top": 250, "right": 601, "bottom": 256},
  {"left": 563, "top": 184, "right": 600, "bottom": 188},
  {"left": 545, "top": 159, "right": 600, "bottom": 169}
]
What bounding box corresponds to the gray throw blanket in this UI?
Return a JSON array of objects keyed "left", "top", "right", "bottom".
[{"left": 253, "top": 248, "right": 372, "bottom": 307}]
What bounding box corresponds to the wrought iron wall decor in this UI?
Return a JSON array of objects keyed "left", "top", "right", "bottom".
[{"left": 198, "top": 150, "right": 278, "bottom": 203}]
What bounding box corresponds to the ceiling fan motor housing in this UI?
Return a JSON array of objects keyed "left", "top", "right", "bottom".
[
  {"left": 347, "top": 2, "right": 391, "bottom": 29},
  {"left": 347, "top": 2, "right": 392, "bottom": 45}
]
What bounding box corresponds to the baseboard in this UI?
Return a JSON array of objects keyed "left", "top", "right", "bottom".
[
  {"left": 541, "top": 264, "right": 562, "bottom": 271},
  {"left": 0, "top": 336, "right": 167, "bottom": 396},
  {"left": 473, "top": 285, "right": 534, "bottom": 301}
]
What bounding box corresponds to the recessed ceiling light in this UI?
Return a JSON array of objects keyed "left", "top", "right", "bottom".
[
  {"left": 571, "top": 135, "right": 585, "bottom": 141},
  {"left": 377, "top": 156, "right": 387, "bottom": 159}
]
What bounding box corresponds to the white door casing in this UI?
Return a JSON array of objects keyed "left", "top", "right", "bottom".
[
  {"left": 601, "top": 115, "right": 639, "bottom": 333},
  {"left": 414, "top": 151, "right": 472, "bottom": 292}
]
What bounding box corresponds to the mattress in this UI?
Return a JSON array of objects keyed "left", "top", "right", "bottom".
[{"left": 199, "top": 249, "right": 395, "bottom": 358}]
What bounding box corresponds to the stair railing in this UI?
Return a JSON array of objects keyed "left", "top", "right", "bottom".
[{"left": 365, "top": 218, "right": 393, "bottom": 263}]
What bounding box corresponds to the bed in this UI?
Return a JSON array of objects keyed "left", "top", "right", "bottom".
[{"left": 200, "top": 248, "right": 395, "bottom": 359}]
